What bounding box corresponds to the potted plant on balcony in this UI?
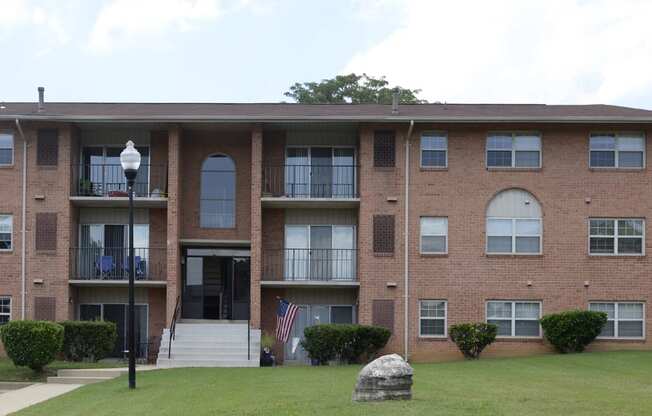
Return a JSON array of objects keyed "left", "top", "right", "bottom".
[
  {"left": 260, "top": 332, "right": 275, "bottom": 367},
  {"left": 79, "top": 178, "right": 94, "bottom": 196}
]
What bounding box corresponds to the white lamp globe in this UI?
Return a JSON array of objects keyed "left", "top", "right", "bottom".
[{"left": 120, "top": 140, "right": 141, "bottom": 172}]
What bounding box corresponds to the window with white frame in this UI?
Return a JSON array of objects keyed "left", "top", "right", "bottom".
[
  {"left": 419, "top": 300, "right": 447, "bottom": 337},
  {"left": 589, "top": 133, "right": 645, "bottom": 168},
  {"left": 486, "top": 189, "right": 542, "bottom": 254},
  {"left": 589, "top": 302, "right": 645, "bottom": 339},
  {"left": 0, "top": 215, "right": 12, "bottom": 250},
  {"left": 589, "top": 218, "right": 644, "bottom": 255},
  {"left": 420, "top": 132, "right": 447, "bottom": 167},
  {"left": 0, "top": 133, "right": 13, "bottom": 166},
  {"left": 0, "top": 297, "right": 10, "bottom": 324},
  {"left": 420, "top": 217, "right": 447, "bottom": 254},
  {"left": 487, "top": 301, "right": 541, "bottom": 337},
  {"left": 487, "top": 133, "right": 541, "bottom": 168}
]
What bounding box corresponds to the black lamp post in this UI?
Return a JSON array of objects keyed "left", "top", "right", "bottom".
[{"left": 120, "top": 140, "right": 141, "bottom": 390}]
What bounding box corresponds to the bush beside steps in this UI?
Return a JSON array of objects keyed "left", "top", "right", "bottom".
[{"left": 301, "top": 324, "right": 391, "bottom": 365}]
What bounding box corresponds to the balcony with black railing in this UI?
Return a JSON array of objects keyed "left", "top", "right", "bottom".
[
  {"left": 70, "top": 247, "right": 166, "bottom": 283},
  {"left": 262, "top": 248, "right": 357, "bottom": 284},
  {"left": 262, "top": 165, "right": 359, "bottom": 204},
  {"left": 71, "top": 163, "right": 167, "bottom": 201}
]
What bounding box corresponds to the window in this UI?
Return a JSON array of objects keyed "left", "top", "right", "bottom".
[
  {"left": 0, "top": 215, "right": 12, "bottom": 250},
  {"left": 486, "top": 189, "right": 542, "bottom": 254},
  {"left": 589, "top": 302, "right": 645, "bottom": 339},
  {"left": 419, "top": 300, "right": 447, "bottom": 337},
  {"left": 487, "top": 301, "right": 541, "bottom": 337},
  {"left": 37, "top": 129, "right": 58, "bottom": 166},
  {"left": 420, "top": 217, "right": 447, "bottom": 254},
  {"left": 200, "top": 154, "right": 236, "bottom": 228},
  {"left": 0, "top": 133, "right": 13, "bottom": 165},
  {"left": 374, "top": 130, "right": 395, "bottom": 167},
  {"left": 421, "top": 132, "right": 447, "bottom": 167},
  {"left": 487, "top": 133, "right": 541, "bottom": 168},
  {"left": 589, "top": 218, "right": 644, "bottom": 255},
  {"left": 0, "top": 297, "right": 10, "bottom": 324},
  {"left": 373, "top": 215, "right": 394, "bottom": 254},
  {"left": 589, "top": 133, "right": 645, "bottom": 168},
  {"left": 330, "top": 306, "right": 354, "bottom": 324}
]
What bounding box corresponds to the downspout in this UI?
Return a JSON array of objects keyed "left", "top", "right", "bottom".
[
  {"left": 15, "top": 119, "right": 26, "bottom": 320},
  {"left": 404, "top": 119, "right": 414, "bottom": 361}
]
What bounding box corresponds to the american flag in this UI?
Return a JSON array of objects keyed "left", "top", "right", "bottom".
[{"left": 276, "top": 299, "right": 299, "bottom": 343}]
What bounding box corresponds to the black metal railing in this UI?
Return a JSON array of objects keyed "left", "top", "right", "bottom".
[
  {"left": 263, "top": 248, "right": 357, "bottom": 281},
  {"left": 263, "top": 165, "right": 359, "bottom": 198},
  {"left": 72, "top": 163, "right": 167, "bottom": 198},
  {"left": 70, "top": 247, "right": 166, "bottom": 280},
  {"left": 168, "top": 296, "right": 181, "bottom": 359}
]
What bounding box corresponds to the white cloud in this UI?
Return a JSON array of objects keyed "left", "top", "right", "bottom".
[
  {"left": 0, "top": 0, "right": 69, "bottom": 45},
  {"left": 88, "top": 0, "right": 224, "bottom": 53},
  {"left": 344, "top": 0, "right": 652, "bottom": 106}
]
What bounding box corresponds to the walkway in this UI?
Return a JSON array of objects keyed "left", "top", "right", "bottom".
[{"left": 0, "top": 383, "right": 81, "bottom": 416}]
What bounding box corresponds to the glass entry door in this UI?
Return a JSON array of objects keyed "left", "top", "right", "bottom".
[{"left": 182, "top": 250, "right": 251, "bottom": 320}]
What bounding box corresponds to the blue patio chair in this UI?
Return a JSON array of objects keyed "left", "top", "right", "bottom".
[
  {"left": 96, "top": 256, "right": 115, "bottom": 278},
  {"left": 124, "top": 256, "right": 145, "bottom": 279}
]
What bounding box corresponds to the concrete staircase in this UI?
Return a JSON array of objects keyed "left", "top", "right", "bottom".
[{"left": 156, "top": 321, "right": 260, "bottom": 368}]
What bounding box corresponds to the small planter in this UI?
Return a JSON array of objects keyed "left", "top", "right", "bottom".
[{"left": 260, "top": 348, "right": 275, "bottom": 367}]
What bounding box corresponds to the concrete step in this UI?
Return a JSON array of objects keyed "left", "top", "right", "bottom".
[
  {"left": 47, "top": 376, "right": 115, "bottom": 385},
  {"left": 155, "top": 358, "right": 259, "bottom": 368},
  {"left": 159, "top": 345, "right": 256, "bottom": 353},
  {"left": 56, "top": 369, "right": 126, "bottom": 378},
  {"left": 166, "top": 352, "right": 258, "bottom": 359}
]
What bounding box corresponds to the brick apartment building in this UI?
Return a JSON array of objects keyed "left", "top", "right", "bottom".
[{"left": 1, "top": 92, "right": 652, "bottom": 365}]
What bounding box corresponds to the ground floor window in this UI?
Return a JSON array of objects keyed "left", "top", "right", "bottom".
[
  {"left": 0, "top": 297, "right": 10, "bottom": 324},
  {"left": 79, "top": 303, "right": 148, "bottom": 358},
  {"left": 285, "top": 304, "right": 356, "bottom": 362},
  {"left": 589, "top": 302, "right": 645, "bottom": 339},
  {"left": 487, "top": 301, "right": 541, "bottom": 337},
  {"left": 419, "top": 300, "right": 447, "bottom": 337}
]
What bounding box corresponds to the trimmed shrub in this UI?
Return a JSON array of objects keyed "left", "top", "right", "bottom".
[
  {"left": 449, "top": 322, "right": 497, "bottom": 359},
  {"left": 540, "top": 310, "right": 607, "bottom": 353},
  {"left": 60, "top": 321, "right": 117, "bottom": 362},
  {"left": 301, "top": 324, "right": 391, "bottom": 365},
  {"left": 0, "top": 320, "right": 64, "bottom": 371}
]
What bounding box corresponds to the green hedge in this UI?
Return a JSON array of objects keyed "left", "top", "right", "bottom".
[
  {"left": 60, "top": 321, "right": 117, "bottom": 362},
  {"left": 449, "top": 322, "right": 498, "bottom": 359},
  {"left": 0, "top": 321, "right": 64, "bottom": 371},
  {"left": 301, "top": 324, "right": 391, "bottom": 364},
  {"left": 540, "top": 310, "right": 607, "bottom": 353}
]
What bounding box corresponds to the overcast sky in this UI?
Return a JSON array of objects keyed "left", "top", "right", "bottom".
[{"left": 2, "top": 0, "right": 652, "bottom": 109}]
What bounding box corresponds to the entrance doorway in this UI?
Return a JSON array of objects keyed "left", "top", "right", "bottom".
[{"left": 181, "top": 248, "right": 251, "bottom": 320}]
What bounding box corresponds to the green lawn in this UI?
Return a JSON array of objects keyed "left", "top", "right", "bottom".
[
  {"left": 14, "top": 351, "right": 652, "bottom": 416},
  {"left": 0, "top": 358, "right": 127, "bottom": 382}
]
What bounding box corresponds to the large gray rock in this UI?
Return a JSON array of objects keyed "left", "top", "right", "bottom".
[{"left": 352, "top": 353, "right": 413, "bottom": 402}]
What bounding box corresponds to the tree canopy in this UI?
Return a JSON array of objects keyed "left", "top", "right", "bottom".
[{"left": 284, "top": 73, "right": 427, "bottom": 104}]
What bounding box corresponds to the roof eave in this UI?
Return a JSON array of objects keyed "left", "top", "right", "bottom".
[{"left": 2, "top": 115, "right": 652, "bottom": 123}]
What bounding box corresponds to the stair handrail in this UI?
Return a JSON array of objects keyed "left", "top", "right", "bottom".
[{"left": 168, "top": 295, "right": 181, "bottom": 359}]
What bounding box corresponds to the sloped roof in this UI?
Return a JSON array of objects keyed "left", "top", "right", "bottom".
[{"left": 1, "top": 102, "right": 652, "bottom": 123}]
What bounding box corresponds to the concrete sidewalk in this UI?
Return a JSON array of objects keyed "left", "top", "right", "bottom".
[{"left": 0, "top": 383, "right": 81, "bottom": 416}]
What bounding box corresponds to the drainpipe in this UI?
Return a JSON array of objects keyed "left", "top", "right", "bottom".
[
  {"left": 15, "top": 119, "right": 26, "bottom": 320},
  {"left": 404, "top": 119, "right": 414, "bottom": 361}
]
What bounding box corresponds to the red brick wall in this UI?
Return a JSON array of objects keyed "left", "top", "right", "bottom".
[
  {"left": 400, "top": 123, "right": 652, "bottom": 361},
  {"left": 180, "top": 128, "right": 252, "bottom": 241}
]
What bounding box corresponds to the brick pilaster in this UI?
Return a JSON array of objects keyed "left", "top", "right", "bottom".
[{"left": 249, "top": 125, "right": 263, "bottom": 329}]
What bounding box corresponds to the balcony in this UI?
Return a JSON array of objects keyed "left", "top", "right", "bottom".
[
  {"left": 70, "top": 247, "right": 167, "bottom": 287},
  {"left": 262, "top": 165, "right": 359, "bottom": 208},
  {"left": 262, "top": 248, "right": 358, "bottom": 288},
  {"left": 70, "top": 164, "right": 168, "bottom": 208}
]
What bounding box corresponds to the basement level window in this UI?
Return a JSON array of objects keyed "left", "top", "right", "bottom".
[
  {"left": 589, "top": 302, "right": 645, "bottom": 339},
  {"left": 0, "top": 133, "right": 13, "bottom": 166},
  {"left": 0, "top": 297, "right": 10, "bottom": 324}
]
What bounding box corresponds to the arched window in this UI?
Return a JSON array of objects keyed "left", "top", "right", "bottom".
[
  {"left": 200, "top": 154, "right": 235, "bottom": 228},
  {"left": 486, "top": 189, "right": 542, "bottom": 254}
]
